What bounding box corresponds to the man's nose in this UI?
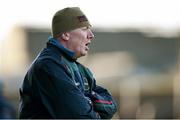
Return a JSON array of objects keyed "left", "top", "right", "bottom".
[{"left": 88, "top": 29, "right": 94, "bottom": 40}]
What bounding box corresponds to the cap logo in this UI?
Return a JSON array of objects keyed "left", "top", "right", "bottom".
[{"left": 77, "top": 15, "right": 88, "bottom": 22}]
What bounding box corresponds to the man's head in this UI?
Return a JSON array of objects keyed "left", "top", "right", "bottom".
[{"left": 51, "top": 7, "right": 94, "bottom": 58}]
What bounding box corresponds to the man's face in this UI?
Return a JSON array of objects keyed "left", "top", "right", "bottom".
[{"left": 67, "top": 26, "right": 94, "bottom": 58}]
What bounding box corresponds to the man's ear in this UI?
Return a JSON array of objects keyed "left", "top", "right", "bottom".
[{"left": 61, "top": 32, "right": 70, "bottom": 41}]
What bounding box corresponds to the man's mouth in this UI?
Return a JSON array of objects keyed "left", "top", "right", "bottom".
[{"left": 85, "top": 43, "right": 90, "bottom": 51}]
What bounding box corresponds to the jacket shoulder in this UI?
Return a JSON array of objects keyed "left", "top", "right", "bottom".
[{"left": 37, "top": 47, "right": 63, "bottom": 65}]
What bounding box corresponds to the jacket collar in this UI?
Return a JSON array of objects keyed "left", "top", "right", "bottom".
[{"left": 47, "top": 36, "right": 77, "bottom": 61}]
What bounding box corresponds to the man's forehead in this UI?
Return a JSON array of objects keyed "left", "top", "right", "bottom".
[{"left": 69, "top": 26, "right": 91, "bottom": 32}]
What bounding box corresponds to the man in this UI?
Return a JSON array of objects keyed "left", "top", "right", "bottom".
[{"left": 19, "top": 7, "right": 117, "bottom": 119}]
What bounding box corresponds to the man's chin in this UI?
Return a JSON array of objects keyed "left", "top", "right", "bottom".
[
  {"left": 75, "top": 52, "right": 87, "bottom": 58},
  {"left": 81, "top": 52, "right": 88, "bottom": 57}
]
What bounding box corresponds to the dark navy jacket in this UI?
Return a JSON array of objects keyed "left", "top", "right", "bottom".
[{"left": 19, "top": 37, "right": 117, "bottom": 119}]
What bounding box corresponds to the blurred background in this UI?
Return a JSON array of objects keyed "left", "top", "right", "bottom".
[{"left": 1, "top": 0, "right": 180, "bottom": 119}]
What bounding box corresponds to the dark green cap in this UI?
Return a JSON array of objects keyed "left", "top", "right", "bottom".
[{"left": 52, "top": 7, "right": 91, "bottom": 38}]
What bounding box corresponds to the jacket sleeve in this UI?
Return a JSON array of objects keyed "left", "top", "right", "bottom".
[
  {"left": 91, "top": 84, "right": 118, "bottom": 119},
  {"left": 83, "top": 67, "right": 118, "bottom": 119},
  {"left": 33, "top": 60, "right": 100, "bottom": 119}
]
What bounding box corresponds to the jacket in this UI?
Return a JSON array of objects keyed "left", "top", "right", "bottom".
[{"left": 19, "top": 37, "right": 117, "bottom": 119}]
